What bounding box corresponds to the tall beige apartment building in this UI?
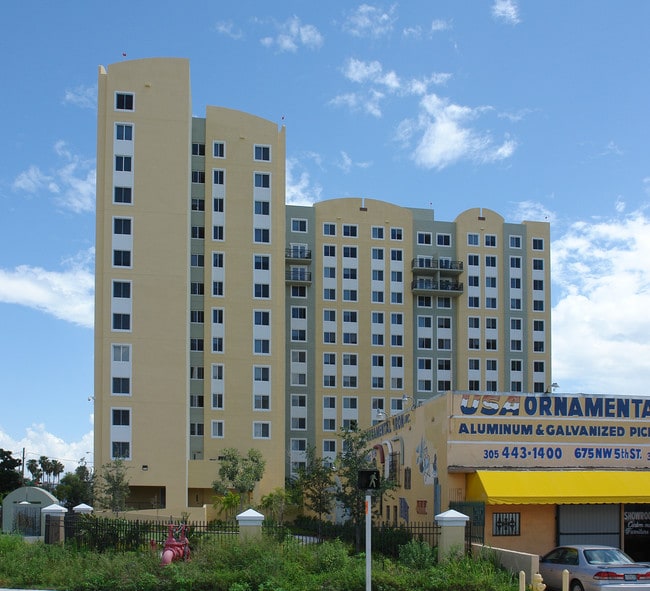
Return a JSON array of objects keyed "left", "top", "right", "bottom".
[{"left": 94, "top": 58, "right": 551, "bottom": 513}]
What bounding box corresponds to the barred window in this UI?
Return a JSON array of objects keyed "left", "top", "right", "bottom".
[{"left": 493, "top": 512, "right": 520, "bottom": 536}]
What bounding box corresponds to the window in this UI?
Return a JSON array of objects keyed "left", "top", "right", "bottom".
[
  {"left": 323, "top": 353, "right": 336, "bottom": 365},
  {"left": 254, "top": 145, "right": 271, "bottom": 161},
  {"left": 192, "top": 170, "right": 205, "bottom": 184},
  {"left": 391, "top": 227, "right": 403, "bottom": 240},
  {"left": 212, "top": 421, "right": 224, "bottom": 438},
  {"left": 254, "top": 283, "right": 270, "bottom": 298},
  {"left": 437, "top": 338, "right": 451, "bottom": 350},
  {"left": 323, "top": 418, "right": 336, "bottom": 431},
  {"left": 343, "top": 290, "right": 357, "bottom": 301},
  {"left": 115, "top": 155, "right": 132, "bottom": 172},
  {"left": 190, "top": 394, "right": 204, "bottom": 408},
  {"left": 292, "top": 219, "right": 307, "bottom": 232},
  {"left": 343, "top": 310, "right": 357, "bottom": 322},
  {"left": 254, "top": 200, "right": 269, "bottom": 215},
  {"left": 486, "top": 297, "right": 497, "bottom": 309},
  {"left": 254, "top": 228, "right": 270, "bottom": 243},
  {"left": 534, "top": 341, "right": 545, "bottom": 352},
  {"left": 468, "top": 338, "right": 480, "bottom": 350},
  {"left": 212, "top": 337, "right": 224, "bottom": 352},
  {"left": 253, "top": 422, "right": 271, "bottom": 439},
  {"left": 213, "top": 141, "right": 225, "bottom": 158},
  {"left": 493, "top": 512, "right": 520, "bottom": 536},
  {"left": 533, "top": 300, "right": 545, "bottom": 311},
  {"left": 291, "top": 329, "right": 306, "bottom": 341},
  {"left": 112, "top": 344, "right": 130, "bottom": 362},
  {"left": 510, "top": 339, "right": 522, "bottom": 351},
  {"left": 213, "top": 226, "right": 224, "bottom": 241},
  {"left": 190, "top": 423, "right": 204, "bottom": 436},
  {"left": 486, "top": 318, "right": 497, "bottom": 329},
  {"left": 323, "top": 244, "right": 336, "bottom": 257},
  {"left": 343, "top": 224, "right": 357, "bottom": 237},
  {"left": 343, "top": 267, "right": 357, "bottom": 279},
  {"left": 323, "top": 332, "right": 336, "bottom": 344},
  {"left": 532, "top": 238, "right": 544, "bottom": 250},
  {"left": 112, "top": 442, "right": 130, "bottom": 459},
  {"left": 212, "top": 281, "right": 224, "bottom": 296},
  {"left": 485, "top": 256, "right": 497, "bottom": 267},
  {"left": 534, "top": 320, "right": 545, "bottom": 332},
  {"left": 510, "top": 236, "right": 521, "bottom": 248},
  {"left": 115, "top": 93, "right": 134, "bottom": 110},
  {"left": 417, "top": 232, "right": 432, "bottom": 245},
  {"left": 323, "top": 266, "right": 336, "bottom": 278},
  {"left": 511, "top": 278, "right": 521, "bottom": 289},
  {"left": 323, "top": 375, "right": 336, "bottom": 387},
  {"left": 323, "top": 288, "right": 336, "bottom": 301},
  {"left": 190, "top": 282, "right": 204, "bottom": 295},
  {"left": 343, "top": 246, "right": 357, "bottom": 258},
  {"left": 192, "top": 142, "right": 205, "bottom": 156},
  {"left": 254, "top": 255, "right": 269, "bottom": 270},
  {"left": 112, "top": 377, "right": 130, "bottom": 395},
  {"left": 468, "top": 317, "right": 479, "bottom": 329},
  {"left": 254, "top": 393, "right": 270, "bottom": 410},
  {"left": 254, "top": 173, "right": 270, "bottom": 188},
  {"left": 534, "top": 361, "right": 545, "bottom": 372},
  {"left": 468, "top": 254, "right": 479, "bottom": 266},
  {"left": 511, "top": 318, "right": 522, "bottom": 330},
  {"left": 343, "top": 332, "right": 357, "bottom": 344},
  {"left": 192, "top": 198, "right": 205, "bottom": 211},
  {"left": 190, "top": 310, "right": 204, "bottom": 323},
  {"left": 511, "top": 360, "right": 522, "bottom": 371},
  {"left": 486, "top": 339, "right": 497, "bottom": 350},
  {"left": 372, "top": 291, "right": 384, "bottom": 303},
  {"left": 438, "top": 297, "right": 451, "bottom": 308},
  {"left": 291, "top": 285, "right": 306, "bottom": 298},
  {"left": 323, "top": 223, "right": 336, "bottom": 236},
  {"left": 533, "top": 279, "right": 544, "bottom": 290},
  {"left": 372, "top": 248, "right": 384, "bottom": 260},
  {"left": 190, "top": 366, "right": 204, "bottom": 379},
  {"left": 114, "top": 186, "right": 132, "bottom": 204},
  {"left": 467, "top": 233, "right": 479, "bottom": 246},
  {"left": 190, "top": 338, "right": 204, "bottom": 351},
  {"left": 372, "top": 226, "right": 384, "bottom": 239},
  {"left": 437, "top": 234, "right": 451, "bottom": 246},
  {"left": 533, "top": 259, "right": 544, "bottom": 270},
  {"left": 190, "top": 254, "right": 204, "bottom": 267},
  {"left": 116, "top": 124, "right": 133, "bottom": 141},
  {"left": 391, "top": 249, "right": 403, "bottom": 261},
  {"left": 254, "top": 310, "right": 270, "bottom": 325},
  {"left": 291, "top": 417, "right": 306, "bottom": 430},
  {"left": 469, "top": 359, "right": 480, "bottom": 371},
  {"left": 468, "top": 296, "right": 479, "bottom": 308},
  {"left": 213, "top": 169, "right": 224, "bottom": 185},
  {"left": 113, "top": 281, "right": 131, "bottom": 298},
  {"left": 485, "top": 234, "right": 496, "bottom": 247},
  {"left": 254, "top": 339, "right": 270, "bottom": 354},
  {"left": 511, "top": 298, "right": 522, "bottom": 310},
  {"left": 191, "top": 226, "right": 205, "bottom": 239},
  {"left": 113, "top": 250, "right": 131, "bottom": 267},
  {"left": 485, "top": 276, "right": 496, "bottom": 288},
  {"left": 510, "top": 257, "right": 521, "bottom": 268}
]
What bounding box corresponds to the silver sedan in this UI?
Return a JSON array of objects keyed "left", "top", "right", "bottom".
[{"left": 539, "top": 546, "right": 650, "bottom": 591}]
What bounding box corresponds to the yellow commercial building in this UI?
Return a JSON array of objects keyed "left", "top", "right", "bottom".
[{"left": 368, "top": 391, "right": 650, "bottom": 560}]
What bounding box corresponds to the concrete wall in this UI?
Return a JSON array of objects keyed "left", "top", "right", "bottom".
[{"left": 472, "top": 543, "right": 540, "bottom": 583}]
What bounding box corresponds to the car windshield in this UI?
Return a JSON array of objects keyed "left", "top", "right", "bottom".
[{"left": 583, "top": 549, "right": 634, "bottom": 565}]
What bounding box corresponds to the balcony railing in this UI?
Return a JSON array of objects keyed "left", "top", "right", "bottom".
[
  {"left": 285, "top": 247, "right": 312, "bottom": 261},
  {"left": 411, "top": 257, "right": 463, "bottom": 274},
  {"left": 411, "top": 278, "right": 463, "bottom": 296},
  {"left": 285, "top": 269, "right": 312, "bottom": 284}
]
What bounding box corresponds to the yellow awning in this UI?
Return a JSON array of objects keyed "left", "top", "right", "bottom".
[{"left": 466, "top": 471, "right": 650, "bottom": 505}]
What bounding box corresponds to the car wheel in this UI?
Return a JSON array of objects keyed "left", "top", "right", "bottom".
[{"left": 570, "top": 580, "right": 584, "bottom": 591}]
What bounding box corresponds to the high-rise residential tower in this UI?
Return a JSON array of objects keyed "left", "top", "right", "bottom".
[{"left": 94, "top": 58, "right": 550, "bottom": 512}]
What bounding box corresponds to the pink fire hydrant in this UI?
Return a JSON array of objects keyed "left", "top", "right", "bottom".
[{"left": 160, "top": 523, "right": 190, "bottom": 565}]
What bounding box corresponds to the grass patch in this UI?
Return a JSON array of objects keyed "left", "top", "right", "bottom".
[{"left": 0, "top": 532, "right": 518, "bottom": 591}]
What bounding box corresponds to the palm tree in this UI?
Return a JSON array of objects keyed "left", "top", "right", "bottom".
[
  {"left": 39, "top": 456, "right": 53, "bottom": 487},
  {"left": 26, "top": 459, "right": 42, "bottom": 485},
  {"left": 51, "top": 460, "right": 65, "bottom": 485}
]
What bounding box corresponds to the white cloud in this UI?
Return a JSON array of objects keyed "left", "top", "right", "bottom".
[
  {"left": 13, "top": 142, "right": 96, "bottom": 213},
  {"left": 0, "top": 424, "right": 94, "bottom": 476},
  {"left": 336, "top": 151, "right": 373, "bottom": 173},
  {"left": 551, "top": 210, "right": 650, "bottom": 395},
  {"left": 214, "top": 20, "right": 244, "bottom": 40},
  {"left": 63, "top": 85, "right": 96, "bottom": 109},
  {"left": 509, "top": 200, "right": 557, "bottom": 225},
  {"left": 260, "top": 16, "right": 323, "bottom": 52},
  {"left": 0, "top": 247, "right": 95, "bottom": 328},
  {"left": 492, "top": 0, "right": 521, "bottom": 25},
  {"left": 431, "top": 19, "right": 451, "bottom": 32},
  {"left": 400, "top": 93, "right": 517, "bottom": 169},
  {"left": 343, "top": 4, "right": 398, "bottom": 38},
  {"left": 286, "top": 157, "right": 323, "bottom": 206}
]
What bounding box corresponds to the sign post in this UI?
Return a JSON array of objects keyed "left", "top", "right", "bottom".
[{"left": 358, "top": 469, "right": 380, "bottom": 591}]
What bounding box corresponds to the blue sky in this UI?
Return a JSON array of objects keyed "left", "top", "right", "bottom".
[{"left": 2, "top": 0, "right": 650, "bottom": 474}]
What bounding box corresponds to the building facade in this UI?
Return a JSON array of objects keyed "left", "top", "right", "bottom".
[{"left": 94, "top": 57, "right": 551, "bottom": 513}]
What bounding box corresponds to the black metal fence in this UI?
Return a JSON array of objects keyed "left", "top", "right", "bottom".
[{"left": 63, "top": 514, "right": 446, "bottom": 558}]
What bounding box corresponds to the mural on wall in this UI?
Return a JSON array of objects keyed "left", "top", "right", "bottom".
[{"left": 416, "top": 435, "right": 437, "bottom": 485}]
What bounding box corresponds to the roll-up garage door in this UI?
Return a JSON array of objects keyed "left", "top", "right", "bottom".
[{"left": 557, "top": 504, "right": 620, "bottom": 547}]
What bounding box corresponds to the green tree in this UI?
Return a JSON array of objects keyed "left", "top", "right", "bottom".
[
  {"left": 26, "top": 459, "right": 42, "bottom": 485},
  {"left": 295, "top": 446, "right": 335, "bottom": 533},
  {"left": 335, "top": 424, "right": 396, "bottom": 550},
  {"left": 55, "top": 459, "right": 94, "bottom": 510},
  {"left": 0, "top": 449, "right": 22, "bottom": 496},
  {"left": 213, "top": 490, "right": 241, "bottom": 521},
  {"left": 212, "top": 448, "right": 266, "bottom": 510},
  {"left": 51, "top": 460, "right": 65, "bottom": 485},
  {"left": 39, "top": 456, "right": 53, "bottom": 488},
  {"left": 258, "top": 486, "right": 298, "bottom": 525},
  {"left": 95, "top": 460, "right": 130, "bottom": 513}
]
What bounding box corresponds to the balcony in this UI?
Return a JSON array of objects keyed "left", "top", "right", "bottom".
[
  {"left": 411, "top": 257, "right": 463, "bottom": 275},
  {"left": 285, "top": 268, "right": 312, "bottom": 285},
  {"left": 285, "top": 247, "right": 312, "bottom": 262},
  {"left": 411, "top": 278, "right": 463, "bottom": 296}
]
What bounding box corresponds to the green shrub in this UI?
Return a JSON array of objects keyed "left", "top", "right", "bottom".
[{"left": 398, "top": 539, "right": 436, "bottom": 568}]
